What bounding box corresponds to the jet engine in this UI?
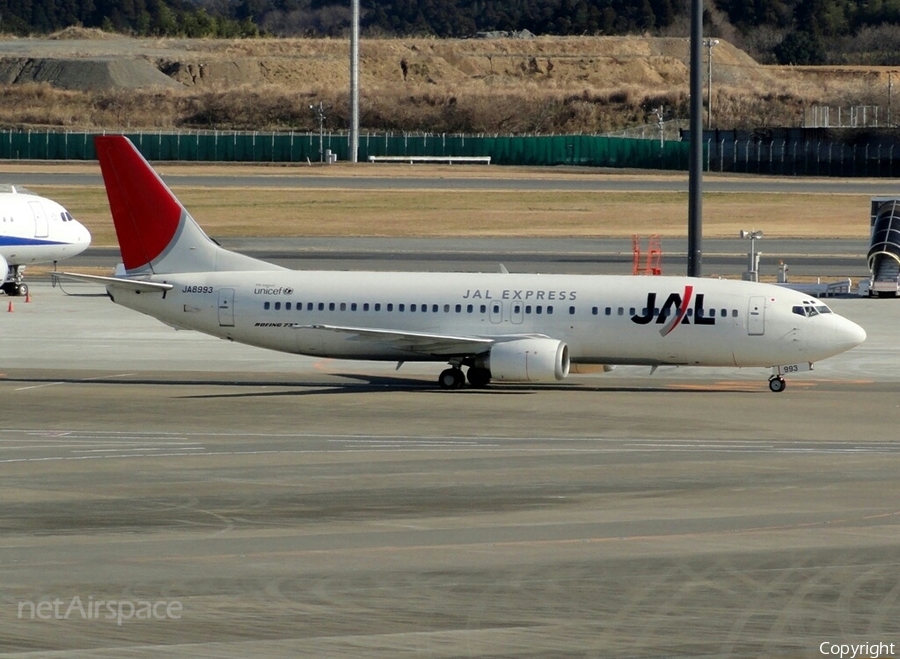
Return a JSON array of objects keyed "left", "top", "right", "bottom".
[
  {"left": 475, "top": 337, "right": 570, "bottom": 382},
  {"left": 0, "top": 253, "right": 7, "bottom": 284}
]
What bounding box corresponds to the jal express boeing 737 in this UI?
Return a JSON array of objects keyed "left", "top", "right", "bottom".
[{"left": 62, "top": 136, "right": 866, "bottom": 392}]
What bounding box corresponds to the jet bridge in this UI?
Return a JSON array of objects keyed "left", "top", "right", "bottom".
[{"left": 867, "top": 197, "right": 900, "bottom": 297}]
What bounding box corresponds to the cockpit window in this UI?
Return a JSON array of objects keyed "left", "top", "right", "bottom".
[{"left": 793, "top": 302, "right": 833, "bottom": 317}]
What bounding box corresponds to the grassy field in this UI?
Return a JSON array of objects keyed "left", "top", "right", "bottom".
[
  {"left": 2, "top": 159, "right": 871, "bottom": 246},
  {"left": 31, "top": 182, "right": 871, "bottom": 247}
]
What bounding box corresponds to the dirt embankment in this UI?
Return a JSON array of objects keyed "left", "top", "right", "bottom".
[{"left": 0, "top": 32, "right": 891, "bottom": 133}]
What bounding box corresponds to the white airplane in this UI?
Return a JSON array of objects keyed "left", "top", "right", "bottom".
[
  {"left": 62, "top": 136, "right": 866, "bottom": 392},
  {"left": 0, "top": 185, "right": 91, "bottom": 296}
]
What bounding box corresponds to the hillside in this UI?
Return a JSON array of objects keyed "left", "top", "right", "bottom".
[{"left": 0, "top": 33, "right": 890, "bottom": 133}]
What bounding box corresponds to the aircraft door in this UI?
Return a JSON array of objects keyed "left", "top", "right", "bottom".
[
  {"left": 747, "top": 296, "right": 765, "bottom": 335},
  {"left": 29, "top": 201, "right": 49, "bottom": 238},
  {"left": 218, "top": 288, "right": 235, "bottom": 327},
  {"left": 490, "top": 301, "right": 503, "bottom": 324}
]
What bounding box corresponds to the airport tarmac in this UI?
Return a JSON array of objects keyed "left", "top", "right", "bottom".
[{"left": 1, "top": 283, "right": 899, "bottom": 657}]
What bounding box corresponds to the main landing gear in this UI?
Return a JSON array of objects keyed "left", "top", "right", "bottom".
[
  {"left": 437, "top": 364, "right": 492, "bottom": 390},
  {"left": 438, "top": 367, "right": 465, "bottom": 390},
  {"left": 768, "top": 375, "right": 786, "bottom": 393}
]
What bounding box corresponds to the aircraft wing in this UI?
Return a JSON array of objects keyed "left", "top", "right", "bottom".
[
  {"left": 54, "top": 272, "right": 174, "bottom": 293},
  {"left": 296, "top": 324, "right": 497, "bottom": 356}
]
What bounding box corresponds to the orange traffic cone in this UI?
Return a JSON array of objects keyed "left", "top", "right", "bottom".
[
  {"left": 7, "top": 300, "right": 12, "bottom": 312},
  {"left": 25, "top": 290, "right": 31, "bottom": 303}
]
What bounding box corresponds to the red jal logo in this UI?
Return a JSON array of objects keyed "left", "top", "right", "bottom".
[{"left": 630, "top": 286, "right": 715, "bottom": 336}]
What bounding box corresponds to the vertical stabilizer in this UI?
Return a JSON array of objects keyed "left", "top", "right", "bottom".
[{"left": 95, "top": 135, "right": 282, "bottom": 275}]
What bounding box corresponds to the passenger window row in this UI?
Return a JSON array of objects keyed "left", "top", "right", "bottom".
[
  {"left": 3, "top": 211, "right": 73, "bottom": 223},
  {"left": 261, "top": 301, "right": 738, "bottom": 318},
  {"left": 590, "top": 306, "right": 739, "bottom": 318},
  {"left": 263, "top": 301, "right": 491, "bottom": 313},
  {"left": 262, "top": 301, "right": 561, "bottom": 315},
  {"left": 512, "top": 304, "right": 555, "bottom": 315}
]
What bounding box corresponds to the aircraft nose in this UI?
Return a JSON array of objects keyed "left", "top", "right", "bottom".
[
  {"left": 832, "top": 315, "right": 866, "bottom": 352},
  {"left": 76, "top": 221, "right": 91, "bottom": 245}
]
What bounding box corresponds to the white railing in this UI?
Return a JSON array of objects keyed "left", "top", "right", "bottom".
[{"left": 368, "top": 155, "right": 491, "bottom": 164}]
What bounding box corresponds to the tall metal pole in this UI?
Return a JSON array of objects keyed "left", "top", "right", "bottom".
[
  {"left": 318, "top": 103, "right": 325, "bottom": 162},
  {"left": 687, "top": 0, "right": 703, "bottom": 277},
  {"left": 349, "top": 0, "right": 360, "bottom": 163}
]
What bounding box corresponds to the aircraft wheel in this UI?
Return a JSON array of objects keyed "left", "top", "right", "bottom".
[
  {"left": 768, "top": 376, "right": 786, "bottom": 393},
  {"left": 438, "top": 368, "right": 464, "bottom": 390},
  {"left": 3, "top": 283, "right": 27, "bottom": 297},
  {"left": 466, "top": 367, "right": 491, "bottom": 388}
]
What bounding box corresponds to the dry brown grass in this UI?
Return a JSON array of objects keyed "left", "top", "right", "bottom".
[
  {"left": 33, "top": 181, "right": 871, "bottom": 247},
  {"left": 0, "top": 36, "right": 893, "bottom": 133}
]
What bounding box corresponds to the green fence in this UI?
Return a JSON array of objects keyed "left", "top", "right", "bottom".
[{"left": 0, "top": 130, "right": 691, "bottom": 170}]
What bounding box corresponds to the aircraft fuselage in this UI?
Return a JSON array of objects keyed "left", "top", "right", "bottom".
[{"left": 113, "top": 270, "right": 862, "bottom": 369}]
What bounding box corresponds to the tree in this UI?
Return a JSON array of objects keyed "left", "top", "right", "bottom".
[{"left": 774, "top": 28, "right": 827, "bottom": 64}]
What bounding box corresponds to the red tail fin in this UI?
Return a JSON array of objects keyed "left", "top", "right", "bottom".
[
  {"left": 95, "top": 134, "right": 284, "bottom": 275},
  {"left": 94, "top": 136, "right": 183, "bottom": 272}
]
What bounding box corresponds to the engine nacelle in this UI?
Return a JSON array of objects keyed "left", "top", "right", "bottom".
[
  {"left": 476, "top": 338, "right": 570, "bottom": 382},
  {"left": 0, "top": 253, "right": 7, "bottom": 283}
]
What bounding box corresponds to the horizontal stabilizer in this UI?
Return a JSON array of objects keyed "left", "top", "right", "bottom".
[{"left": 54, "top": 272, "right": 174, "bottom": 293}]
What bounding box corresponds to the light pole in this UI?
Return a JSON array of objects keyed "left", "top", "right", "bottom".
[
  {"left": 310, "top": 102, "right": 326, "bottom": 162},
  {"left": 890, "top": 71, "right": 894, "bottom": 127},
  {"left": 740, "top": 229, "right": 763, "bottom": 281},
  {"left": 704, "top": 38, "right": 719, "bottom": 129},
  {"left": 349, "top": 0, "right": 359, "bottom": 163},
  {"left": 654, "top": 105, "right": 665, "bottom": 149},
  {"left": 687, "top": 0, "right": 703, "bottom": 278}
]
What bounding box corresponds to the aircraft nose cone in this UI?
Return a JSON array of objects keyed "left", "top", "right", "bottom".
[
  {"left": 833, "top": 315, "right": 866, "bottom": 352},
  {"left": 75, "top": 222, "right": 91, "bottom": 245},
  {"left": 844, "top": 318, "right": 867, "bottom": 347}
]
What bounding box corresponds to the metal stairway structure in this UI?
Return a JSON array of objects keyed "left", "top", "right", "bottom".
[{"left": 867, "top": 198, "right": 900, "bottom": 296}]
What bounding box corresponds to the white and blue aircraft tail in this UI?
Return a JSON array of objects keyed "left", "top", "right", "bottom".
[
  {"left": 0, "top": 185, "right": 91, "bottom": 296},
  {"left": 62, "top": 135, "right": 866, "bottom": 392}
]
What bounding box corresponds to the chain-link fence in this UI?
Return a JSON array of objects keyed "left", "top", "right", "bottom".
[{"left": 0, "top": 130, "right": 690, "bottom": 170}]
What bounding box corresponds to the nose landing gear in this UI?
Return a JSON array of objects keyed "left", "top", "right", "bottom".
[
  {"left": 768, "top": 362, "right": 812, "bottom": 393},
  {"left": 1, "top": 266, "right": 28, "bottom": 297},
  {"left": 1, "top": 282, "right": 27, "bottom": 297}
]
